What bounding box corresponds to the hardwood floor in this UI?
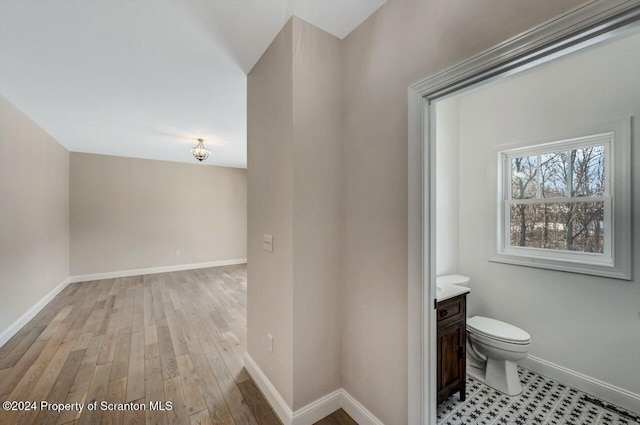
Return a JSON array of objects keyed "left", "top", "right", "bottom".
[
  {"left": 0, "top": 265, "right": 356, "bottom": 425},
  {"left": 314, "top": 410, "right": 357, "bottom": 425}
]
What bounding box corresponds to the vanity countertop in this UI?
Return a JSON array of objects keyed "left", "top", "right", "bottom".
[{"left": 436, "top": 283, "right": 470, "bottom": 303}]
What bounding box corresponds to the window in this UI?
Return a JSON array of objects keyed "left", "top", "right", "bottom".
[
  {"left": 505, "top": 135, "right": 611, "bottom": 262},
  {"left": 492, "top": 120, "right": 631, "bottom": 280}
]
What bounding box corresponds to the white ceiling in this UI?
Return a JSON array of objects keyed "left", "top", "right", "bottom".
[{"left": 0, "top": 0, "right": 385, "bottom": 168}]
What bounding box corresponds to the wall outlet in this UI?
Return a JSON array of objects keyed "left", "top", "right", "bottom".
[
  {"left": 267, "top": 333, "right": 273, "bottom": 353},
  {"left": 176, "top": 249, "right": 181, "bottom": 256},
  {"left": 263, "top": 235, "right": 273, "bottom": 252}
]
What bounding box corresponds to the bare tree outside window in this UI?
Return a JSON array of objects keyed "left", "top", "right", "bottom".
[{"left": 508, "top": 145, "right": 605, "bottom": 253}]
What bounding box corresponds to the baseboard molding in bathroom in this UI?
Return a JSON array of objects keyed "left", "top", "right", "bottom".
[{"left": 520, "top": 355, "right": 640, "bottom": 414}]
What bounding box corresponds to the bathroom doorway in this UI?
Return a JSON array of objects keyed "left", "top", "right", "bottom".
[{"left": 408, "top": 2, "right": 640, "bottom": 424}]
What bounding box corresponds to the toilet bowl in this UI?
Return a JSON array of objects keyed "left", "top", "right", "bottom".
[
  {"left": 466, "top": 316, "right": 531, "bottom": 396},
  {"left": 436, "top": 275, "right": 532, "bottom": 396}
]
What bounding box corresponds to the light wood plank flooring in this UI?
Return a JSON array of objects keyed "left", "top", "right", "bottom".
[
  {"left": 0, "top": 265, "right": 356, "bottom": 425},
  {"left": 314, "top": 410, "right": 357, "bottom": 425}
]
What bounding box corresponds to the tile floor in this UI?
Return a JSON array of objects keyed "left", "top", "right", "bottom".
[{"left": 437, "top": 367, "right": 640, "bottom": 425}]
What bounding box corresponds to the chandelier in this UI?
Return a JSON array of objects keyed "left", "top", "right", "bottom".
[{"left": 191, "top": 138, "right": 210, "bottom": 162}]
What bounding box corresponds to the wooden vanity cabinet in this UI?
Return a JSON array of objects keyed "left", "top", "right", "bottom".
[{"left": 437, "top": 294, "right": 466, "bottom": 405}]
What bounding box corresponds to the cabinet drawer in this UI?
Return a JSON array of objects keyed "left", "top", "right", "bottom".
[{"left": 437, "top": 295, "right": 465, "bottom": 325}]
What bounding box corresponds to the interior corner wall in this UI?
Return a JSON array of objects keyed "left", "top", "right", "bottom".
[
  {"left": 69, "top": 152, "right": 247, "bottom": 276},
  {"left": 247, "top": 18, "right": 295, "bottom": 407},
  {"left": 291, "top": 17, "right": 343, "bottom": 410},
  {"left": 247, "top": 16, "right": 343, "bottom": 411},
  {"left": 340, "top": 1, "right": 584, "bottom": 424},
  {"left": 0, "top": 94, "right": 70, "bottom": 334}
]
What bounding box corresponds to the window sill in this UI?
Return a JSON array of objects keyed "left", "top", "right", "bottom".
[{"left": 489, "top": 253, "right": 631, "bottom": 280}]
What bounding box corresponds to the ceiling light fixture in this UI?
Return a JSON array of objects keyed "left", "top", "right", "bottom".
[{"left": 191, "top": 138, "right": 210, "bottom": 162}]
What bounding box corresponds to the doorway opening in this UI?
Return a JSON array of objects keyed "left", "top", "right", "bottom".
[{"left": 408, "top": 2, "right": 640, "bottom": 424}]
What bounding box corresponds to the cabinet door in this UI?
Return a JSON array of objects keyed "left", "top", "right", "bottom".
[{"left": 437, "top": 321, "right": 465, "bottom": 402}]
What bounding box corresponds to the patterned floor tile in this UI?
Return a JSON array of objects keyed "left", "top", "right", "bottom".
[
  {"left": 440, "top": 385, "right": 511, "bottom": 425},
  {"left": 437, "top": 377, "right": 484, "bottom": 422},
  {"left": 436, "top": 367, "right": 640, "bottom": 425},
  {"left": 518, "top": 367, "right": 537, "bottom": 387},
  {"left": 598, "top": 410, "right": 639, "bottom": 425},
  {"left": 505, "top": 375, "right": 567, "bottom": 423},
  {"left": 546, "top": 388, "right": 601, "bottom": 425}
]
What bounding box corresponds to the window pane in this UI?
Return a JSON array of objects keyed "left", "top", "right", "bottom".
[
  {"left": 510, "top": 203, "right": 565, "bottom": 249},
  {"left": 568, "top": 202, "right": 605, "bottom": 253},
  {"left": 539, "top": 152, "right": 568, "bottom": 197},
  {"left": 511, "top": 156, "right": 538, "bottom": 199},
  {"left": 509, "top": 202, "right": 604, "bottom": 253},
  {"left": 571, "top": 145, "right": 605, "bottom": 197}
]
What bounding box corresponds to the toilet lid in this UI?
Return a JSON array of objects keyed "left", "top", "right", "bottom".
[{"left": 467, "top": 316, "right": 531, "bottom": 344}]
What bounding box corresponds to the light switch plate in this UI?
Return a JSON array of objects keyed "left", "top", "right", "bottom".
[{"left": 263, "top": 235, "right": 273, "bottom": 252}]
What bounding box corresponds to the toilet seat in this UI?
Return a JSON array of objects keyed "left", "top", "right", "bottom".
[{"left": 467, "top": 316, "right": 531, "bottom": 345}]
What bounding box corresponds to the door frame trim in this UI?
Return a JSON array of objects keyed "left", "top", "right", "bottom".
[{"left": 407, "top": 1, "right": 640, "bottom": 423}]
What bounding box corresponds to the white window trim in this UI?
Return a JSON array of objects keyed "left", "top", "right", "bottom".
[
  {"left": 500, "top": 133, "right": 613, "bottom": 265},
  {"left": 489, "top": 118, "right": 632, "bottom": 280}
]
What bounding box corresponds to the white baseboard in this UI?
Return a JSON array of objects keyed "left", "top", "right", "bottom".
[
  {"left": 68, "top": 258, "right": 247, "bottom": 283},
  {"left": 244, "top": 353, "right": 293, "bottom": 423},
  {"left": 0, "top": 277, "right": 71, "bottom": 348},
  {"left": 292, "top": 389, "right": 343, "bottom": 425},
  {"left": 341, "top": 389, "right": 385, "bottom": 425},
  {"left": 244, "top": 352, "right": 385, "bottom": 425},
  {"left": 521, "top": 355, "right": 640, "bottom": 414}
]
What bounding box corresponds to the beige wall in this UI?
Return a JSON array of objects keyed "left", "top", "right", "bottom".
[
  {"left": 291, "top": 18, "right": 343, "bottom": 409},
  {"left": 247, "top": 17, "right": 295, "bottom": 407},
  {"left": 340, "top": 1, "right": 584, "bottom": 423},
  {"left": 70, "top": 152, "right": 246, "bottom": 276},
  {"left": 247, "top": 17, "right": 343, "bottom": 410},
  {"left": 0, "top": 95, "right": 69, "bottom": 333}
]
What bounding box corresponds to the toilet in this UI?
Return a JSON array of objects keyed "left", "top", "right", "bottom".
[
  {"left": 466, "top": 316, "right": 531, "bottom": 396},
  {"left": 436, "top": 275, "right": 532, "bottom": 396}
]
